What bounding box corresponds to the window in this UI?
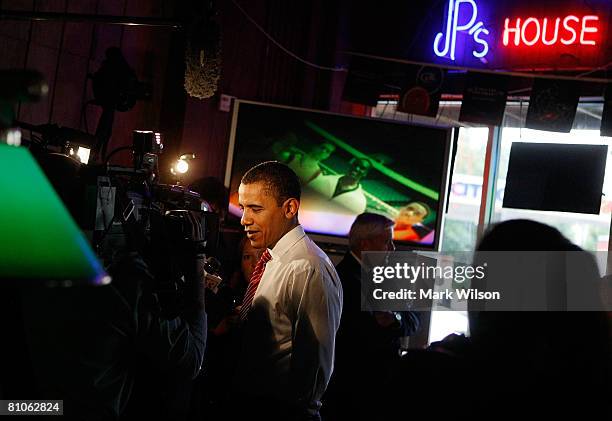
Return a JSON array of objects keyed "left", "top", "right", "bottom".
[
  {"left": 373, "top": 102, "right": 483, "bottom": 341},
  {"left": 372, "top": 99, "right": 611, "bottom": 344},
  {"left": 493, "top": 102, "right": 612, "bottom": 253}
]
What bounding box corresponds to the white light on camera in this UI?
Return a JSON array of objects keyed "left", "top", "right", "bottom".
[
  {"left": 76, "top": 146, "right": 90, "bottom": 164},
  {"left": 6, "top": 129, "right": 21, "bottom": 146},
  {"left": 175, "top": 159, "right": 189, "bottom": 174}
]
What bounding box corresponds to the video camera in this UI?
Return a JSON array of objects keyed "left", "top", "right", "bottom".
[
  {"left": 20, "top": 124, "right": 222, "bottom": 316},
  {"left": 1, "top": 63, "right": 222, "bottom": 311}
]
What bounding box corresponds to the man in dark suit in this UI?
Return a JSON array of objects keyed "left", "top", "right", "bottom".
[{"left": 323, "top": 213, "right": 420, "bottom": 420}]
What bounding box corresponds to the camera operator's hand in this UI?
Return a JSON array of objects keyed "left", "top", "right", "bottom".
[
  {"left": 211, "top": 309, "right": 241, "bottom": 335},
  {"left": 374, "top": 311, "right": 400, "bottom": 329},
  {"left": 228, "top": 305, "right": 242, "bottom": 327},
  {"left": 184, "top": 209, "right": 205, "bottom": 251}
]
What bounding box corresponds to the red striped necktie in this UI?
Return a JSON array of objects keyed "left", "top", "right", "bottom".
[{"left": 239, "top": 249, "right": 272, "bottom": 321}]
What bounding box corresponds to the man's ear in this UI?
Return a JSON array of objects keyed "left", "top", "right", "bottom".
[{"left": 283, "top": 198, "right": 300, "bottom": 219}]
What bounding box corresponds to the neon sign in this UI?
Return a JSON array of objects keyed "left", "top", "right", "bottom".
[
  {"left": 434, "top": 0, "right": 490, "bottom": 60},
  {"left": 432, "top": 0, "right": 603, "bottom": 63},
  {"left": 503, "top": 15, "right": 599, "bottom": 47}
]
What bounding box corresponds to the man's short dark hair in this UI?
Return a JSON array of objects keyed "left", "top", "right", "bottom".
[{"left": 241, "top": 161, "right": 301, "bottom": 205}]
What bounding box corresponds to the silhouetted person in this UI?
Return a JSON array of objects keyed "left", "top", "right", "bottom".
[
  {"left": 324, "top": 213, "right": 420, "bottom": 420},
  {"left": 191, "top": 236, "right": 263, "bottom": 419},
  {"left": 467, "top": 219, "right": 611, "bottom": 411},
  {"left": 19, "top": 152, "right": 207, "bottom": 420},
  {"left": 380, "top": 219, "right": 611, "bottom": 418},
  {"left": 189, "top": 176, "right": 229, "bottom": 222}
]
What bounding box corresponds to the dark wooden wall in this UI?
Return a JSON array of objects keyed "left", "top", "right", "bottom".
[
  {"left": 178, "top": 0, "right": 343, "bottom": 184},
  {"left": 1, "top": 0, "right": 171, "bottom": 165},
  {"left": 0, "top": 0, "right": 349, "bottom": 184}
]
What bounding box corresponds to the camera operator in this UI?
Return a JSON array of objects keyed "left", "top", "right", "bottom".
[{"left": 20, "top": 152, "right": 207, "bottom": 420}]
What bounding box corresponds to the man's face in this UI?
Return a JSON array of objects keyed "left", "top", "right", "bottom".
[
  {"left": 397, "top": 203, "right": 427, "bottom": 226},
  {"left": 238, "top": 182, "right": 292, "bottom": 249},
  {"left": 310, "top": 143, "right": 335, "bottom": 161},
  {"left": 347, "top": 159, "right": 371, "bottom": 180},
  {"left": 362, "top": 226, "right": 395, "bottom": 252}
]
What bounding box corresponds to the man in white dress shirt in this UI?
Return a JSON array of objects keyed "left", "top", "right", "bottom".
[{"left": 233, "top": 161, "right": 343, "bottom": 421}]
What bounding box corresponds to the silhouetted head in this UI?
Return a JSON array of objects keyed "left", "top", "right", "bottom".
[
  {"left": 476, "top": 219, "right": 577, "bottom": 252},
  {"left": 35, "top": 152, "right": 83, "bottom": 222},
  {"left": 189, "top": 176, "right": 228, "bottom": 215},
  {"left": 470, "top": 219, "right": 610, "bottom": 393}
]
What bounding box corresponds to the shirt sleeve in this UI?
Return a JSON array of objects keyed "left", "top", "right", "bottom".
[
  {"left": 286, "top": 259, "right": 343, "bottom": 417},
  {"left": 109, "top": 256, "right": 208, "bottom": 418}
]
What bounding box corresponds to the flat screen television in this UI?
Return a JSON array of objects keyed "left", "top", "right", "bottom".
[
  {"left": 225, "top": 101, "right": 452, "bottom": 250},
  {"left": 503, "top": 142, "right": 608, "bottom": 214}
]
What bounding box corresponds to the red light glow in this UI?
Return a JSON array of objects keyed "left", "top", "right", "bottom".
[{"left": 502, "top": 15, "right": 599, "bottom": 47}]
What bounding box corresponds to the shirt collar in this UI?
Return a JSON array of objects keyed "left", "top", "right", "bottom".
[
  {"left": 349, "top": 250, "right": 362, "bottom": 265},
  {"left": 268, "top": 225, "right": 305, "bottom": 260}
]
